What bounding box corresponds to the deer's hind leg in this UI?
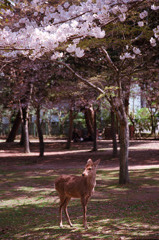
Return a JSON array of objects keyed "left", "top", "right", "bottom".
[
  {"left": 63, "top": 197, "right": 72, "bottom": 227},
  {"left": 59, "top": 196, "right": 72, "bottom": 228},
  {"left": 59, "top": 196, "right": 67, "bottom": 228}
]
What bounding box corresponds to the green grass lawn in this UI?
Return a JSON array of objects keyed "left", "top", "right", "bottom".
[{"left": 0, "top": 167, "right": 159, "bottom": 240}]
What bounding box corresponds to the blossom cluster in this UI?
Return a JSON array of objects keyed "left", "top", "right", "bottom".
[
  {"left": 150, "top": 26, "right": 159, "bottom": 47},
  {"left": 137, "top": 6, "right": 159, "bottom": 47},
  {"left": 0, "top": 0, "right": 158, "bottom": 61},
  {"left": 0, "top": 0, "right": 138, "bottom": 59},
  {"left": 120, "top": 47, "right": 141, "bottom": 60},
  {"left": 120, "top": 5, "right": 159, "bottom": 61},
  {"left": 150, "top": 4, "right": 159, "bottom": 47}
]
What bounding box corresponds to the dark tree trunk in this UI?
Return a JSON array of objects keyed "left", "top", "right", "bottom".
[
  {"left": 6, "top": 111, "right": 21, "bottom": 142},
  {"left": 113, "top": 91, "right": 130, "bottom": 184},
  {"left": 19, "top": 83, "right": 33, "bottom": 153},
  {"left": 84, "top": 107, "right": 94, "bottom": 140},
  {"left": 92, "top": 110, "right": 97, "bottom": 151},
  {"left": 115, "top": 79, "right": 130, "bottom": 184},
  {"left": 150, "top": 111, "right": 156, "bottom": 136},
  {"left": 20, "top": 124, "right": 25, "bottom": 146},
  {"left": 66, "top": 109, "right": 74, "bottom": 149},
  {"left": 119, "top": 118, "right": 130, "bottom": 184},
  {"left": 36, "top": 106, "right": 44, "bottom": 157},
  {"left": 20, "top": 106, "right": 30, "bottom": 153},
  {"left": 23, "top": 107, "right": 30, "bottom": 153},
  {"left": 111, "top": 109, "right": 117, "bottom": 157}
]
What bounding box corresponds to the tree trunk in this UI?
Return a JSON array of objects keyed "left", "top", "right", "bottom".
[
  {"left": 20, "top": 106, "right": 30, "bottom": 153},
  {"left": 23, "top": 107, "right": 30, "bottom": 153},
  {"left": 36, "top": 106, "right": 44, "bottom": 157},
  {"left": 84, "top": 107, "right": 94, "bottom": 140},
  {"left": 111, "top": 109, "right": 117, "bottom": 157},
  {"left": 92, "top": 110, "right": 97, "bottom": 151},
  {"left": 66, "top": 109, "right": 74, "bottom": 149},
  {"left": 20, "top": 124, "right": 25, "bottom": 146},
  {"left": 150, "top": 111, "right": 156, "bottom": 136},
  {"left": 119, "top": 118, "right": 130, "bottom": 184},
  {"left": 6, "top": 111, "right": 21, "bottom": 142},
  {"left": 58, "top": 60, "right": 130, "bottom": 184}
]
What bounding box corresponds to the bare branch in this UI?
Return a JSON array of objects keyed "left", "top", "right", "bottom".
[
  {"left": 53, "top": 10, "right": 91, "bottom": 25},
  {"left": 54, "top": 60, "right": 125, "bottom": 122},
  {"left": 0, "top": 47, "right": 34, "bottom": 51},
  {"left": 0, "top": 58, "right": 18, "bottom": 71},
  {"left": 101, "top": 17, "right": 118, "bottom": 27},
  {"left": 55, "top": 60, "right": 105, "bottom": 95},
  {"left": 101, "top": 47, "right": 119, "bottom": 73}
]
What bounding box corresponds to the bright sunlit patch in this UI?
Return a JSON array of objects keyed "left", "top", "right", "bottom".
[{"left": 0, "top": 196, "right": 58, "bottom": 208}]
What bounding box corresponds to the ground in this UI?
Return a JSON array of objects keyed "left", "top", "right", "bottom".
[
  {"left": 0, "top": 139, "right": 159, "bottom": 239},
  {"left": 1, "top": 139, "right": 159, "bottom": 169}
]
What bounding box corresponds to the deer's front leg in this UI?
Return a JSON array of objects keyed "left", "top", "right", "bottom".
[{"left": 81, "top": 196, "right": 89, "bottom": 229}]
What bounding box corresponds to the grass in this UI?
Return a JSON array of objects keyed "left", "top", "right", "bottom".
[{"left": 0, "top": 168, "right": 159, "bottom": 239}]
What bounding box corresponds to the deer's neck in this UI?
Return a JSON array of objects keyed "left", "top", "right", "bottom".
[{"left": 86, "top": 174, "right": 96, "bottom": 193}]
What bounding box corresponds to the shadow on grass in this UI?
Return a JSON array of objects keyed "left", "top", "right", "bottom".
[
  {"left": 0, "top": 168, "right": 82, "bottom": 202},
  {"left": 1, "top": 140, "right": 159, "bottom": 175},
  {"left": 0, "top": 167, "right": 159, "bottom": 239},
  {"left": 1, "top": 196, "right": 159, "bottom": 240}
]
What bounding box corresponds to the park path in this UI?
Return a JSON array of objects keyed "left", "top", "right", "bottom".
[{"left": 0, "top": 139, "right": 159, "bottom": 171}]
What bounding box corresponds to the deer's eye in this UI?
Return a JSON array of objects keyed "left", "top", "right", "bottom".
[{"left": 88, "top": 167, "right": 92, "bottom": 171}]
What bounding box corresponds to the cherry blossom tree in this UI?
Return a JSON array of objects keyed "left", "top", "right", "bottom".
[{"left": 1, "top": 57, "right": 59, "bottom": 153}]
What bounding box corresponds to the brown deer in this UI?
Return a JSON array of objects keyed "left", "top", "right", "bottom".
[{"left": 55, "top": 158, "right": 100, "bottom": 229}]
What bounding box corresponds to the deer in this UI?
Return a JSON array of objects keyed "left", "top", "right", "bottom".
[{"left": 55, "top": 158, "right": 100, "bottom": 229}]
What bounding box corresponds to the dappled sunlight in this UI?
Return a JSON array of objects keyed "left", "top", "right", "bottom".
[
  {"left": 1, "top": 140, "right": 159, "bottom": 175},
  {"left": 1, "top": 184, "right": 159, "bottom": 239},
  {"left": 100, "top": 218, "right": 159, "bottom": 239},
  {"left": 129, "top": 140, "right": 159, "bottom": 150},
  {"left": 17, "top": 186, "right": 56, "bottom": 194},
  {"left": 0, "top": 195, "right": 59, "bottom": 208},
  {"left": 92, "top": 191, "right": 110, "bottom": 201},
  {"left": 0, "top": 149, "right": 93, "bottom": 158},
  {"left": 1, "top": 150, "right": 159, "bottom": 239}
]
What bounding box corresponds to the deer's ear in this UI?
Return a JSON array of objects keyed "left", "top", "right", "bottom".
[
  {"left": 94, "top": 159, "right": 100, "bottom": 167},
  {"left": 87, "top": 158, "right": 93, "bottom": 164}
]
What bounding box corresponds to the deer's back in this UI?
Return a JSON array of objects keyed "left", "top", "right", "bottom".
[{"left": 55, "top": 175, "right": 88, "bottom": 198}]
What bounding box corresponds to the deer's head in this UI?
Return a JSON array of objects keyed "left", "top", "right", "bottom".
[{"left": 82, "top": 158, "right": 100, "bottom": 177}]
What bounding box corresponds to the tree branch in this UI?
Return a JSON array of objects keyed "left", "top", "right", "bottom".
[
  {"left": 54, "top": 60, "right": 125, "bottom": 121},
  {"left": 0, "top": 47, "right": 34, "bottom": 51},
  {"left": 101, "top": 47, "right": 119, "bottom": 73},
  {"left": 53, "top": 10, "right": 91, "bottom": 25},
  {"left": 55, "top": 60, "right": 105, "bottom": 94},
  {"left": 0, "top": 58, "right": 18, "bottom": 71}
]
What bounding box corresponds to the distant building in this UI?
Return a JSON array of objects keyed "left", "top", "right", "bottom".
[{"left": 129, "top": 84, "right": 147, "bottom": 114}]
